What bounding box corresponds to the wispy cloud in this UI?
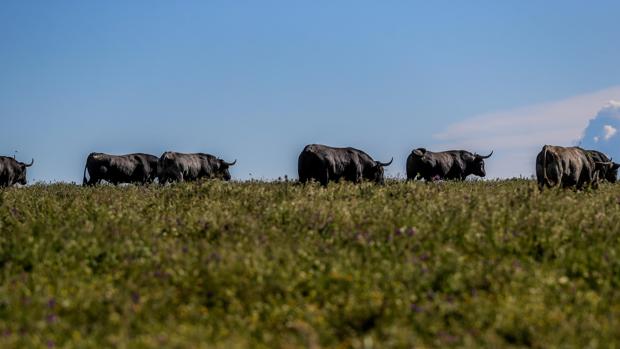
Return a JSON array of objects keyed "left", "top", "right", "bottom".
[{"left": 433, "top": 86, "right": 620, "bottom": 178}]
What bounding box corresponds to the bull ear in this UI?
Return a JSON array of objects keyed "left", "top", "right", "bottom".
[
  {"left": 613, "top": 162, "right": 620, "bottom": 170},
  {"left": 462, "top": 152, "right": 476, "bottom": 162}
]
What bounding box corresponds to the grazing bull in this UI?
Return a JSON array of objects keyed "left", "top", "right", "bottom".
[
  {"left": 298, "top": 144, "right": 393, "bottom": 186},
  {"left": 83, "top": 152, "right": 158, "bottom": 186},
  {"left": 406, "top": 148, "right": 493, "bottom": 181},
  {"left": 586, "top": 150, "right": 620, "bottom": 183},
  {"left": 536, "top": 145, "right": 613, "bottom": 190},
  {"left": 157, "top": 152, "right": 236, "bottom": 183},
  {"left": 0, "top": 157, "right": 34, "bottom": 187}
]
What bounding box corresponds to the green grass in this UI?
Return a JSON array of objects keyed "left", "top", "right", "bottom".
[{"left": 1, "top": 180, "right": 620, "bottom": 348}]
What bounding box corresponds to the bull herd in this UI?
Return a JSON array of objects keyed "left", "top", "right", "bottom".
[{"left": 0, "top": 144, "right": 618, "bottom": 190}]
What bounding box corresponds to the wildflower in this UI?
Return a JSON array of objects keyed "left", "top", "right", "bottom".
[
  {"left": 410, "top": 303, "right": 424, "bottom": 313},
  {"left": 46, "top": 314, "right": 57, "bottom": 324}
]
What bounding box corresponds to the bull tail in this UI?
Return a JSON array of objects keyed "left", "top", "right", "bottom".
[
  {"left": 541, "top": 145, "right": 559, "bottom": 189},
  {"left": 83, "top": 164, "right": 89, "bottom": 186},
  {"left": 542, "top": 145, "right": 548, "bottom": 187}
]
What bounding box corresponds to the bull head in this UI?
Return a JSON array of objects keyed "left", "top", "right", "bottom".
[
  {"left": 370, "top": 158, "right": 393, "bottom": 184},
  {"left": 594, "top": 161, "right": 620, "bottom": 183},
  {"left": 17, "top": 159, "right": 34, "bottom": 185},
  {"left": 218, "top": 159, "right": 237, "bottom": 181},
  {"left": 468, "top": 151, "right": 492, "bottom": 177}
]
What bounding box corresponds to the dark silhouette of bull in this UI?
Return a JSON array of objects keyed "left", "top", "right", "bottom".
[
  {"left": 83, "top": 152, "right": 158, "bottom": 186},
  {"left": 406, "top": 148, "right": 493, "bottom": 181},
  {"left": 0, "top": 157, "right": 34, "bottom": 187},
  {"left": 157, "top": 152, "right": 236, "bottom": 183},
  {"left": 586, "top": 150, "right": 620, "bottom": 183},
  {"left": 298, "top": 144, "right": 393, "bottom": 186},
  {"left": 536, "top": 145, "right": 613, "bottom": 190}
]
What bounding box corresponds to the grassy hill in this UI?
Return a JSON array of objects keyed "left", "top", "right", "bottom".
[{"left": 1, "top": 180, "right": 620, "bottom": 348}]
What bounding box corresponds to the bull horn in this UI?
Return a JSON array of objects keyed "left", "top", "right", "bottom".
[
  {"left": 223, "top": 159, "right": 237, "bottom": 166},
  {"left": 377, "top": 158, "right": 393, "bottom": 167},
  {"left": 24, "top": 158, "right": 34, "bottom": 167},
  {"left": 476, "top": 151, "right": 493, "bottom": 159}
]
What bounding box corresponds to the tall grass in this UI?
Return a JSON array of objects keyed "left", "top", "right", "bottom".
[{"left": 1, "top": 180, "right": 620, "bottom": 347}]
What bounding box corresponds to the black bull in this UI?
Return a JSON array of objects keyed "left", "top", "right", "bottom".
[
  {"left": 83, "top": 153, "right": 159, "bottom": 186},
  {"left": 407, "top": 148, "right": 493, "bottom": 181},
  {"left": 157, "top": 152, "right": 236, "bottom": 183},
  {"left": 587, "top": 149, "right": 620, "bottom": 183},
  {"left": 0, "top": 157, "right": 34, "bottom": 187},
  {"left": 536, "top": 145, "right": 616, "bottom": 190},
  {"left": 298, "top": 144, "right": 393, "bottom": 185}
]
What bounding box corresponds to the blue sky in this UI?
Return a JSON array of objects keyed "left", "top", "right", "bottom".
[{"left": 1, "top": 1, "right": 619, "bottom": 182}]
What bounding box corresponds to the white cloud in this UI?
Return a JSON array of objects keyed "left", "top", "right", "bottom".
[
  {"left": 603, "top": 125, "right": 617, "bottom": 140},
  {"left": 433, "top": 86, "right": 620, "bottom": 178},
  {"left": 607, "top": 100, "right": 620, "bottom": 108},
  {"left": 579, "top": 100, "right": 620, "bottom": 159}
]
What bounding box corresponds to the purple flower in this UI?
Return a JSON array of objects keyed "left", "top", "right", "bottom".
[
  {"left": 208, "top": 252, "right": 221, "bottom": 262},
  {"left": 410, "top": 303, "right": 424, "bottom": 313},
  {"left": 46, "top": 314, "right": 57, "bottom": 324},
  {"left": 153, "top": 270, "right": 169, "bottom": 279},
  {"left": 47, "top": 340, "right": 54, "bottom": 348},
  {"left": 131, "top": 292, "right": 140, "bottom": 304},
  {"left": 438, "top": 331, "right": 458, "bottom": 344},
  {"left": 47, "top": 298, "right": 56, "bottom": 309},
  {"left": 407, "top": 227, "right": 417, "bottom": 237}
]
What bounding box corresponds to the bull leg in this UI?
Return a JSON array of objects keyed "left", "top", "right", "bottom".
[
  {"left": 319, "top": 169, "right": 329, "bottom": 186},
  {"left": 354, "top": 170, "right": 363, "bottom": 183},
  {"left": 174, "top": 172, "right": 184, "bottom": 183},
  {"left": 87, "top": 177, "right": 99, "bottom": 186}
]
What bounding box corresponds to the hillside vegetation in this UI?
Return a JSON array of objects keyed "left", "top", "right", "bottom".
[{"left": 1, "top": 180, "right": 620, "bottom": 348}]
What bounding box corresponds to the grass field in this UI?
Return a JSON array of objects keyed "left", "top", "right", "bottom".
[{"left": 1, "top": 180, "right": 620, "bottom": 348}]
